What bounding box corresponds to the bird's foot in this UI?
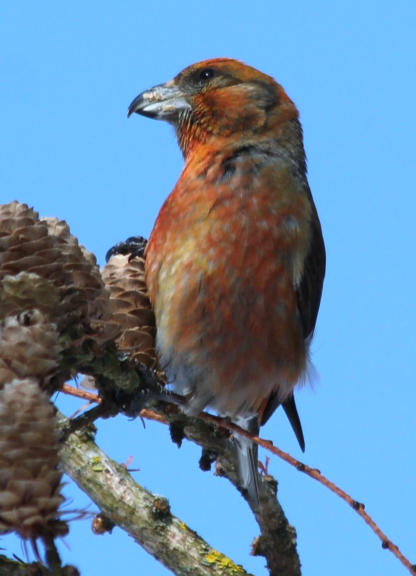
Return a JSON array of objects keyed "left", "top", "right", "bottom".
[{"left": 106, "top": 235, "right": 147, "bottom": 262}]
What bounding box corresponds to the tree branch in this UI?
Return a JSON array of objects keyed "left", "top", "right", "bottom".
[
  {"left": 63, "top": 382, "right": 416, "bottom": 576},
  {"left": 156, "top": 403, "right": 301, "bottom": 576},
  {"left": 61, "top": 385, "right": 302, "bottom": 576},
  {"left": 58, "top": 414, "right": 253, "bottom": 576},
  {"left": 0, "top": 554, "right": 79, "bottom": 576}
]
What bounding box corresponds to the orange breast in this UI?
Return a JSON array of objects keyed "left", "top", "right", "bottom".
[{"left": 145, "top": 147, "right": 312, "bottom": 416}]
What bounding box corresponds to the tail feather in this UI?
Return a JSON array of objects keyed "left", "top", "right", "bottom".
[
  {"left": 232, "top": 395, "right": 304, "bottom": 507},
  {"left": 233, "top": 416, "right": 260, "bottom": 508},
  {"left": 282, "top": 394, "right": 305, "bottom": 451}
]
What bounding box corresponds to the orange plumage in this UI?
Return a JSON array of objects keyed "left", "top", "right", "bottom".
[{"left": 128, "top": 58, "right": 325, "bottom": 505}]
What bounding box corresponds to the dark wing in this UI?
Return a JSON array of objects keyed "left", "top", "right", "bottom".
[
  {"left": 295, "top": 202, "right": 326, "bottom": 341},
  {"left": 260, "top": 201, "right": 326, "bottom": 451}
]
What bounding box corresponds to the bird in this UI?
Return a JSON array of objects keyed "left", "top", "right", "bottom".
[{"left": 128, "top": 58, "right": 325, "bottom": 506}]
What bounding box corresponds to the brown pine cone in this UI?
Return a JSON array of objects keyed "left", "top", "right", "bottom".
[
  {"left": 0, "top": 310, "right": 61, "bottom": 390},
  {"left": 101, "top": 252, "right": 159, "bottom": 370},
  {"left": 0, "top": 271, "right": 60, "bottom": 322},
  {"left": 0, "top": 202, "right": 119, "bottom": 345},
  {"left": 0, "top": 378, "right": 67, "bottom": 540}
]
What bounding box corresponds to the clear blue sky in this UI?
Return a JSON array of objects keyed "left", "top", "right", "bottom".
[{"left": 1, "top": 2, "right": 415, "bottom": 575}]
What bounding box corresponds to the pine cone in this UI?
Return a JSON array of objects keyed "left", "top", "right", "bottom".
[
  {"left": 42, "top": 216, "right": 119, "bottom": 344},
  {"left": 0, "top": 310, "right": 61, "bottom": 390},
  {"left": 101, "top": 252, "right": 158, "bottom": 369},
  {"left": 0, "top": 203, "right": 64, "bottom": 301},
  {"left": 0, "top": 271, "right": 60, "bottom": 321},
  {"left": 0, "top": 378, "right": 67, "bottom": 540},
  {"left": 0, "top": 202, "right": 118, "bottom": 345}
]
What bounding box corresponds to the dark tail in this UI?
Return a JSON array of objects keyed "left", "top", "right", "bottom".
[{"left": 282, "top": 394, "right": 305, "bottom": 451}]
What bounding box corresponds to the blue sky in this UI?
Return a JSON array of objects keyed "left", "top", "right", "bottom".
[{"left": 1, "top": 2, "right": 415, "bottom": 575}]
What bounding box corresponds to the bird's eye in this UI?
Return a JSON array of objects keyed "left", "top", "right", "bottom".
[{"left": 198, "top": 68, "right": 215, "bottom": 82}]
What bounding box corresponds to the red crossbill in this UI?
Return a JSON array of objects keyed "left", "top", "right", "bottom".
[{"left": 128, "top": 58, "right": 325, "bottom": 505}]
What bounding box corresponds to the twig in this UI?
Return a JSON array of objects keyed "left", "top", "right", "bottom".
[
  {"left": 62, "top": 384, "right": 100, "bottom": 403},
  {"left": 203, "top": 415, "right": 416, "bottom": 576},
  {"left": 61, "top": 384, "right": 416, "bottom": 575},
  {"left": 62, "top": 384, "right": 167, "bottom": 425}
]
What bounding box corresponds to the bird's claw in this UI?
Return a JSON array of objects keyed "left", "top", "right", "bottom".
[{"left": 105, "top": 235, "right": 148, "bottom": 262}]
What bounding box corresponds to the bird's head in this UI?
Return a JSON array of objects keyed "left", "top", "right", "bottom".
[{"left": 128, "top": 58, "right": 299, "bottom": 157}]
